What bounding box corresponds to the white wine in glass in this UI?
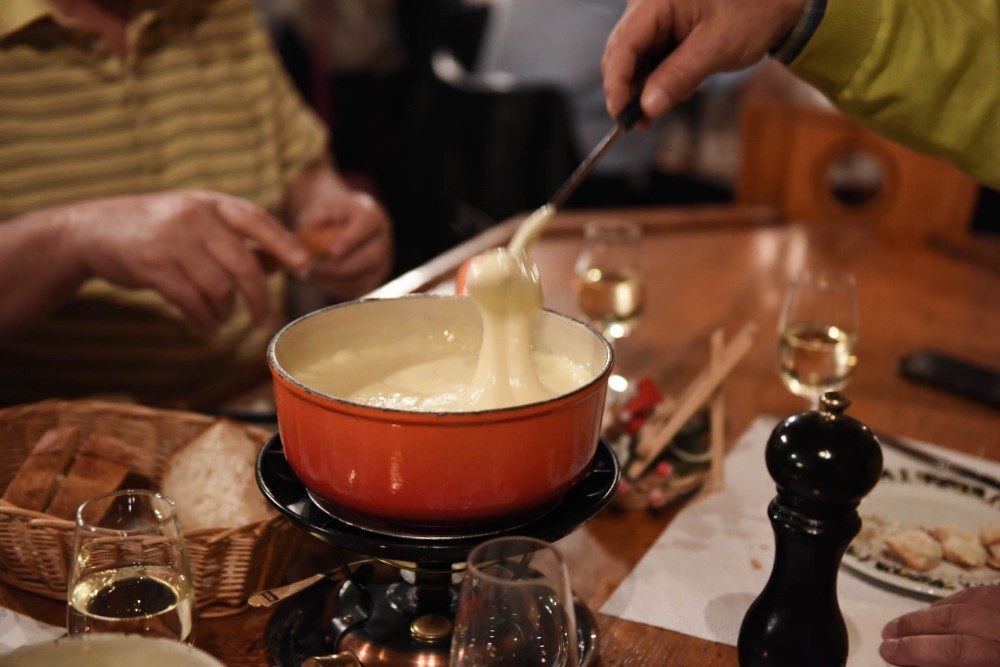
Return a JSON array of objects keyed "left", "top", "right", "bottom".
[
  {"left": 776, "top": 271, "right": 859, "bottom": 408},
  {"left": 68, "top": 490, "right": 195, "bottom": 643},
  {"left": 573, "top": 219, "right": 645, "bottom": 340}
]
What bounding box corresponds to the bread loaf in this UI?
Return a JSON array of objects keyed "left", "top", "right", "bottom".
[
  {"left": 160, "top": 419, "right": 274, "bottom": 531},
  {"left": 45, "top": 434, "right": 133, "bottom": 520},
  {"left": 1, "top": 426, "right": 83, "bottom": 511},
  {"left": 3, "top": 416, "right": 274, "bottom": 531}
]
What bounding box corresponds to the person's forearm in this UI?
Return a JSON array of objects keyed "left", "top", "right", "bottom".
[
  {"left": 788, "top": 0, "right": 1000, "bottom": 188},
  {"left": 0, "top": 208, "right": 90, "bottom": 336}
]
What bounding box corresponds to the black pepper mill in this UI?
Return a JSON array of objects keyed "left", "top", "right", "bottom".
[{"left": 737, "top": 392, "right": 883, "bottom": 667}]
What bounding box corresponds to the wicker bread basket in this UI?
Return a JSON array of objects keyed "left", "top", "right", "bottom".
[{"left": 0, "top": 399, "right": 301, "bottom": 618}]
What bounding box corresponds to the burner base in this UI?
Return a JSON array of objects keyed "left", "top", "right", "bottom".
[
  {"left": 257, "top": 436, "right": 620, "bottom": 565},
  {"left": 305, "top": 489, "right": 556, "bottom": 541},
  {"left": 266, "top": 575, "right": 599, "bottom": 667}
]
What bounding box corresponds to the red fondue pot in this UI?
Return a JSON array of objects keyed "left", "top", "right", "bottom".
[{"left": 268, "top": 295, "right": 613, "bottom": 527}]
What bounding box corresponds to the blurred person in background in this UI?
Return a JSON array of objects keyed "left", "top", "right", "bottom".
[
  {"left": 255, "top": 0, "right": 407, "bottom": 203},
  {"left": 0, "top": 0, "right": 393, "bottom": 408}
]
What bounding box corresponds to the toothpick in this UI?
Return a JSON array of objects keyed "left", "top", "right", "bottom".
[{"left": 704, "top": 328, "right": 727, "bottom": 495}]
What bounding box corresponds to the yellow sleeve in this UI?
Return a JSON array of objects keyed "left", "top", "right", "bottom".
[{"left": 788, "top": 0, "right": 1000, "bottom": 188}]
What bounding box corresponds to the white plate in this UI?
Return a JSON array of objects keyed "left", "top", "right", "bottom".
[{"left": 843, "top": 468, "right": 1000, "bottom": 598}]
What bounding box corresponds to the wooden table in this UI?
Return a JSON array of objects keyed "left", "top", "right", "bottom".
[{"left": 3, "top": 204, "right": 998, "bottom": 666}]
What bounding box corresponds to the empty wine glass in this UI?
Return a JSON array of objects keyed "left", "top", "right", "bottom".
[
  {"left": 573, "top": 219, "right": 645, "bottom": 341},
  {"left": 450, "top": 536, "right": 579, "bottom": 667},
  {"left": 68, "top": 489, "right": 196, "bottom": 643},
  {"left": 776, "top": 270, "right": 859, "bottom": 409}
]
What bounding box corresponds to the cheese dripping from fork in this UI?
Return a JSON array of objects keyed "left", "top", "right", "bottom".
[{"left": 463, "top": 205, "right": 557, "bottom": 409}]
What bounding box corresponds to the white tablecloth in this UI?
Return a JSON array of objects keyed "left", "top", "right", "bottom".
[{"left": 0, "top": 608, "right": 62, "bottom": 656}]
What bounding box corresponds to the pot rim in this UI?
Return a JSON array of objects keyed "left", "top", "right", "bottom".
[{"left": 267, "top": 294, "right": 614, "bottom": 418}]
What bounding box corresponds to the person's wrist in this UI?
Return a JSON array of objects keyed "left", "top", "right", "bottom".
[
  {"left": 770, "top": 0, "right": 826, "bottom": 64},
  {"left": 19, "top": 203, "right": 94, "bottom": 283}
]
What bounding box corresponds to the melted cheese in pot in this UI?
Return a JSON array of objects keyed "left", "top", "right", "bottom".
[
  {"left": 301, "top": 205, "right": 568, "bottom": 412},
  {"left": 346, "top": 350, "right": 590, "bottom": 411}
]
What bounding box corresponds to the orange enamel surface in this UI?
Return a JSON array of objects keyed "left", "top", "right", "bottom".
[
  {"left": 267, "top": 297, "right": 612, "bottom": 526},
  {"left": 271, "top": 368, "right": 607, "bottom": 524}
]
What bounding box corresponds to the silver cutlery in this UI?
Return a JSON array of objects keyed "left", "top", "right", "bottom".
[{"left": 877, "top": 431, "right": 1000, "bottom": 492}]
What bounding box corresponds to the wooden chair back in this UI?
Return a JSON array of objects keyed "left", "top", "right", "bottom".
[{"left": 736, "top": 96, "right": 980, "bottom": 238}]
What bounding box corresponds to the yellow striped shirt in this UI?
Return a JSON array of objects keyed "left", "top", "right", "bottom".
[{"left": 0, "top": 0, "right": 328, "bottom": 407}]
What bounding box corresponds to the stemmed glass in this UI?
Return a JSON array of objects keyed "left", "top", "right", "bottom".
[
  {"left": 68, "top": 489, "right": 196, "bottom": 643},
  {"left": 573, "top": 219, "right": 645, "bottom": 342},
  {"left": 450, "top": 536, "right": 579, "bottom": 667},
  {"left": 776, "top": 269, "right": 859, "bottom": 409}
]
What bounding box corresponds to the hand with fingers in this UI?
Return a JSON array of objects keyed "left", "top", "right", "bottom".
[
  {"left": 294, "top": 190, "right": 394, "bottom": 301},
  {"left": 69, "top": 190, "right": 311, "bottom": 334},
  {"left": 601, "top": 0, "right": 804, "bottom": 122},
  {"left": 880, "top": 585, "right": 1000, "bottom": 667}
]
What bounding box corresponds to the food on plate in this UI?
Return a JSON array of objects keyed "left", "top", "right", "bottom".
[
  {"left": 884, "top": 529, "right": 943, "bottom": 572},
  {"left": 45, "top": 434, "right": 132, "bottom": 520},
  {"left": 1, "top": 426, "right": 83, "bottom": 511},
  {"left": 987, "top": 544, "right": 1000, "bottom": 570},
  {"left": 981, "top": 524, "right": 1000, "bottom": 570},
  {"left": 932, "top": 525, "right": 988, "bottom": 569},
  {"left": 861, "top": 518, "right": 1000, "bottom": 575},
  {"left": 160, "top": 419, "right": 274, "bottom": 531},
  {"left": 981, "top": 524, "right": 1000, "bottom": 546}
]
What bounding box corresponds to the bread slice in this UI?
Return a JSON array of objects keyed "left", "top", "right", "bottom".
[
  {"left": 77, "top": 431, "right": 135, "bottom": 463},
  {"left": 1, "top": 426, "right": 83, "bottom": 511},
  {"left": 160, "top": 419, "right": 274, "bottom": 531},
  {"left": 884, "top": 529, "right": 943, "bottom": 572},
  {"left": 979, "top": 523, "right": 1000, "bottom": 570},
  {"left": 930, "top": 525, "right": 988, "bottom": 569},
  {"left": 987, "top": 543, "right": 1000, "bottom": 571},
  {"left": 45, "top": 434, "right": 132, "bottom": 520},
  {"left": 980, "top": 524, "right": 1000, "bottom": 547}
]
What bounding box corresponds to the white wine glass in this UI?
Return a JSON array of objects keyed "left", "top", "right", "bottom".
[
  {"left": 68, "top": 489, "right": 196, "bottom": 643},
  {"left": 776, "top": 270, "right": 859, "bottom": 409},
  {"left": 573, "top": 219, "right": 645, "bottom": 341},
  {"left": 450, "top": 536, "right": 579, "bottom": 667}
]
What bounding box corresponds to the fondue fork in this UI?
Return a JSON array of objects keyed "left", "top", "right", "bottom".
[
  {"left": 508, "top": 87, "right": 651, "bottom": 252},
  {"left": 876, "top": 431, "right": 1000, "bottom": 492},
  {"left": 248, "top": 558, "right": 373, "bottom": 608},
  {"left": 509, "top": 43, "right": 675, "bottom": 252}
]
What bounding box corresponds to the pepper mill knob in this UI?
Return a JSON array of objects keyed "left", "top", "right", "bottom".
[{"left": 737, "top": 392, "right": 883, "bottom": 667}]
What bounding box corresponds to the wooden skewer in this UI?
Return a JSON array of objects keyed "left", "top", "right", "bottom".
[
  {"left": 626, "top": 322, "right": 758, "bottom": 480},
  {"left": 705, "top": 329, "right": 727, "bottom": 494}
]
